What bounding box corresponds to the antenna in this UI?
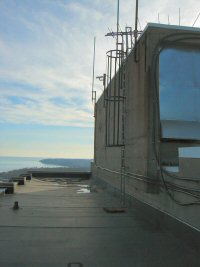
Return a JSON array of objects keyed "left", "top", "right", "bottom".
[
  {"left": 138, "top": 17, "right": 142, "bottom": 31},
  {"left": 116, "top": 0, "right": 120, "bottom": 51},
  {"left": 192, "top": 12, "right": 200, "bottom": 27},
  {"left": 168, "top": 15, "right": 170, "bottom": 25},
  {"left": 134, "top": 0, "right": 139, "bottom": 62},
  {"left": 108, "top": 27, "right": 116, "bottom": 39},
  {"left": 158, "top": 13, "right": 160, "bottom": 23},
  {"left": 179, "top": 8, "right": 181, "bottom": 26},
  {"left": 92, "top": 37, "right": 96, "bottom": 103},
  {"left": 135, "top": 0, "right": 139, "bottom": 33}
]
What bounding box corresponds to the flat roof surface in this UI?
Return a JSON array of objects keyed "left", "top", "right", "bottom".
[{"left": 0, "top": 178, "right": 199, "bottom": 267}]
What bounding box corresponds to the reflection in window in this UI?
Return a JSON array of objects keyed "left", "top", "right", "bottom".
[{"left": 159, "top": 46, "right": 200, "bottom": 140}]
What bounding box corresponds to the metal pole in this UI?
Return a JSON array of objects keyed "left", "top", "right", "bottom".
[
  {"left": 105, "top": 56, "right": 110, "bottom": 146},
  {"left": 113, "top": 56, "right": 117, "bottom": 145},
  {"left": 108, "top": 53, "right": 112, "bottom": 145},
  {"left": 135, "top": 0, "right": 138, "bottom": 34},
  {"left": 94, "top": 103, "right": 97, "bottom": 164},
  {"left": 116, "top": 0, "right": 120, "bottom": 51},
  {"left": 115, "top": 0, "right": 120, "bottom": 146},
  {"left": 92, "top": 37, "right": 96, "bottom": 103},
  {"left": 117, "top": 54, "right": 121, "bottom": 145},
  {"left": 168, "top": 15, "right": 170, "bottom": 25},
  {"left": 125, "top": 27, "right": 129, "bottom": 55},
  {"left": 134, "top": 0, "right": 139, "bottom": 62}
]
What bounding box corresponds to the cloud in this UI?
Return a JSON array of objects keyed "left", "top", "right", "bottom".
[
  {"left": 0, "top": 0, "right": 200, "bottom": 128},
  {"left": 0, "top": 1, "right": 97, "bottom": 126}
]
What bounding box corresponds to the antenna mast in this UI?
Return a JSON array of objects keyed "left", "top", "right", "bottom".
[
  {"left": 92, "top": 37, "right": 96, "bottom": 104},
  {"left": 134, "top": 0, "right": 139, "bottom": 62},
  {"left": 135, "top": 0, "right": 139, "bottom": 33},
  {"left": 116, "top": 0, "right": 120, "bottom": 51}
]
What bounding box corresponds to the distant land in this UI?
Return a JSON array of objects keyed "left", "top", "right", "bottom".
[{"left": 40, "top": 158, "right": 92, "bottom": 169}]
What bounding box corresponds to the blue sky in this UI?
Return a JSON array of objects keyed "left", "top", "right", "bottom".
[{"left": 0, "top": 0, "right": 200, "bottom": 158}]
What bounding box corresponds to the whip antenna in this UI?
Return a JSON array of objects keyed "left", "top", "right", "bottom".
[{"left": 92, "top": 37, "right": 96, "bottom": 103}]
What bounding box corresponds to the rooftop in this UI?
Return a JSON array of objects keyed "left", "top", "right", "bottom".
[{"left": 0, "top": 178, "right": 199, "bottom": 266}]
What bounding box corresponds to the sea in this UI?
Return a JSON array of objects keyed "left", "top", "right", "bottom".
[{"left": 0, "top": 156, "right": 62, "bottom": 173}]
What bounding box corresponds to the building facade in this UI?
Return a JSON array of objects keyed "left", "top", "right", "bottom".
[{"left": 92, "top": 23, "right": 200, "bottom": 231}]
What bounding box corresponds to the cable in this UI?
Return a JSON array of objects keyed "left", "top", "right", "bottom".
[
  {"left": 161, "top": 168, "right": 200, "bottom": 182},
  {"left": 192, "top": 12, "right": 200, "bottom": 27},
  {"left": 95, "top": 165, "right": 200, "bottom": 202}
]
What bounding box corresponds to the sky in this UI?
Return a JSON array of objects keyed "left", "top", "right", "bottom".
[{"left": 0, "top": 0, "right": 200, "bottom": 158}]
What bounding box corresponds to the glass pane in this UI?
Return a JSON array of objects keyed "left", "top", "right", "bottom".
[{"left": 159, "top": 46, "right": 200, "bottom": 139}]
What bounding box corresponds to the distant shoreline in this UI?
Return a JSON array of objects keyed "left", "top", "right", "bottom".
[
  {"left": 0, "top": 166, "right": 90, "bottom": 181},
  {"left": 0, "top": 157, "right": 92, "bottom": 180},
  {"left": 40, "top": 158, "right": 91, "bottom": 168}
]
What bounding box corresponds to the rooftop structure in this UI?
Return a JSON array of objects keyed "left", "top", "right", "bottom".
[{"left": 92, "top": 23, "right": 200, "bottom": 233}]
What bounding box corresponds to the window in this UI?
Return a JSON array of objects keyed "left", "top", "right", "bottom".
[{"left": 159, "top": 45, "right": 200, "bottom": 140}]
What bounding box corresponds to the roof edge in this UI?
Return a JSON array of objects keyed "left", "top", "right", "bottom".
[{"left": 144, "top": 22, "right": 200, "bottom": 33}]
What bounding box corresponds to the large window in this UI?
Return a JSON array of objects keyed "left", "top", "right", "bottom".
[{"left": 159, "top": 45, "right": 200, "bottom": 140}]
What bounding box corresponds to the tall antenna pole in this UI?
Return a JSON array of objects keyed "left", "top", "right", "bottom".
[
  {"left": 179, "top": 8, "right": 181, "bottom": 26},
  {"left": 135, "top": 0, "right": 138, "bottom": 34},
  {"left": 92, "top": 37, "right": 97, "bottom": 163},
  {"left": 116, "top": 0, "right": 120, "bottom": 51},
  {"left": 92, "top": 37, "right": 96, "bottom": 103},
  {"left": 134, "top": 0, "right": 139, "bottom": 62}
]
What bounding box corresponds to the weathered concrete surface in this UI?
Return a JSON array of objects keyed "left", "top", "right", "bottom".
[
  {"left": 0, "top": 178, "right": 199, "bottom": 267},
  {"left": 92, "top": 23, "right": 200, "bottom": 231}
]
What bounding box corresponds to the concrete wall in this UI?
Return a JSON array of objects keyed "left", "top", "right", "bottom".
[{"left": 92, "top": 23, "right": 200, "bottom": 231}]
